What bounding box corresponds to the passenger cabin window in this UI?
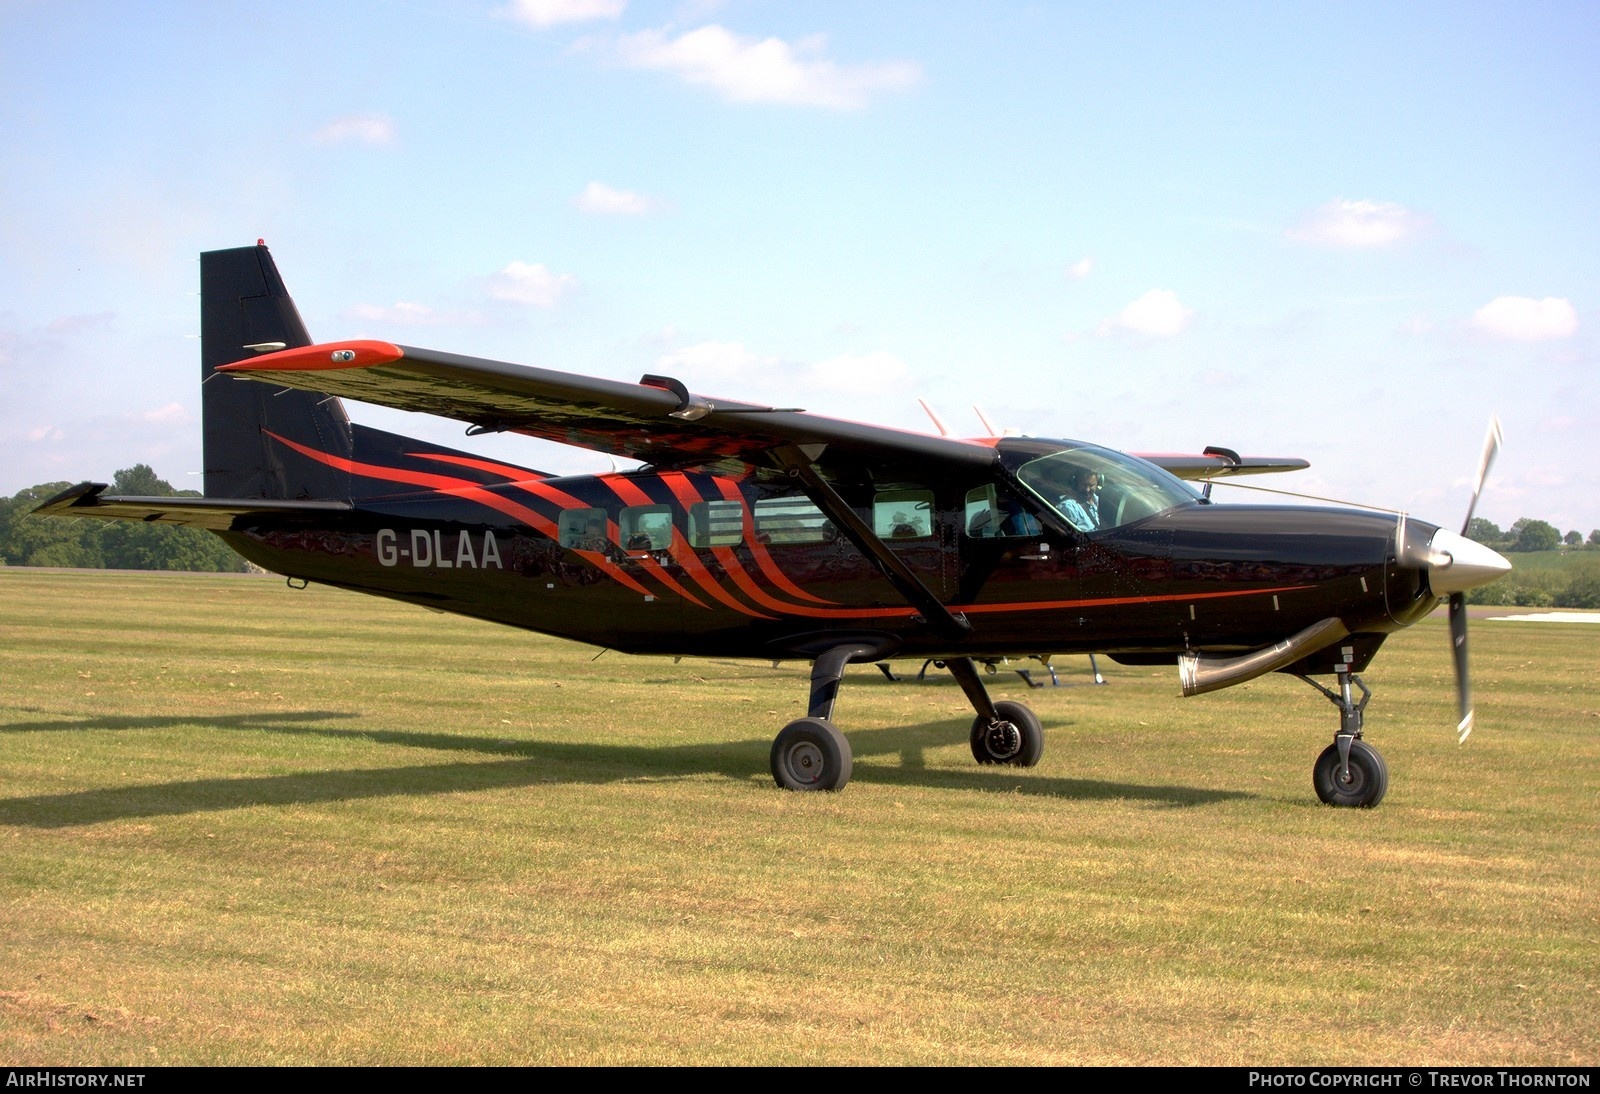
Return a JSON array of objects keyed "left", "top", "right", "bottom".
[
  {"left": 753, "top": 496, "right": 832, "bottom": 545},
  {"left": 874, "top": 489, "right": 933, "bottom": 540},
  {"left": 963, "top": 486, "right": 1039, "bottom": 539},
  {"left": 619, "top": 504, "right": 673, "bottom": 552},
  {"left": 558, "top": 507, "right": 609, "bottom": 550},
  {"left": 687, "top": 500, "right": 744, "bottom": 548}
]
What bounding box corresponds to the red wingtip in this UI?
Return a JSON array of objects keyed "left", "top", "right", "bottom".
[{"left": 220, "top": 339, "right": 404, "bottom": 372}]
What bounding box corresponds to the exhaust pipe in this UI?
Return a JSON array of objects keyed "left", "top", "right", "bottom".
[{"left": 1178, "top": 617, "right": 1350, "bottom": 697}]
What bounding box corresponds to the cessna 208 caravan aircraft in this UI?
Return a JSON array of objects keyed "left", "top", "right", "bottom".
[{"left": 38, "top": 244, "right": 1511, "bottom": 803}]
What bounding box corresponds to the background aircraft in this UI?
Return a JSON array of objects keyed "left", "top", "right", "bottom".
[{"left": 38, "top": 244, "right": 1510, "bottom": 802}]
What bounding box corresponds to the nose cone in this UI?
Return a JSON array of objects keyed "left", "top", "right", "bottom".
[{"left": 1426, "top": 528, "right": 1512, "bottom": 596}]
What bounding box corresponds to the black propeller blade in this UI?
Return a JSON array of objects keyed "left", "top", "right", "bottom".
[
  {"left": 1460, "top": 417, "right": 1505, "bottom": 538},
  {"left": 1450, "top": 592, "right": 1472, "bottom": 740},
  {"left": 1450, "top": 416, "right": 1503, "bottom": 742}
]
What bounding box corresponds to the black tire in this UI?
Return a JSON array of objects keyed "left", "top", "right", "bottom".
[
  {"left": 1313, "top": 739, "right": 1389, "bottom": 808},
  {"left": 970, "top": 700, "right": 1044, "bottom": 767},
  {"left": 770, "top": 717, "right": 852, "bottom": 791}
]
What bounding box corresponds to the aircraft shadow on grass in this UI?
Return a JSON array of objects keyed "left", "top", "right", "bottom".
[
  {"left": 0, "top": 710, "right": 1250, "bottom": 828},
  {"left": 0, "top": 710, "right": 361, "bottom": 735}
]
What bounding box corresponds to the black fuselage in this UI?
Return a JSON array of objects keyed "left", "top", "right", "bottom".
[{"left": 219, "top": 457, "right": 1435, "bottom": 673}]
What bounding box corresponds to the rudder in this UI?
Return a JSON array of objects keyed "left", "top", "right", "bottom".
[{"left": 201, "top": 244, "right": 353, "bottom": 501}]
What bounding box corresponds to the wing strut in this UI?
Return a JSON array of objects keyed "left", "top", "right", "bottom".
[{"left": 771, "top": 444, "right": 972, "bottom": 642}]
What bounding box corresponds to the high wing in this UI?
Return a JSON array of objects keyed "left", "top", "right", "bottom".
[
  {"left": 221, "top": 340, "right": 1307, "bottom": 482},
  {"left": 35, "top": 481, "right": 353, "bottom": 531},
  {"left": 221, "top": 340, "right": 998, "bottom": 477}
]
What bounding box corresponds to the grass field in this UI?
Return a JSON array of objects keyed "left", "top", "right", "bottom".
[
  {"left": 1497, "top": 549, "right": 1597, "bottom": 574},
  {"left": 1, "top": 568, "right": 1596, "bottom": 1065}
]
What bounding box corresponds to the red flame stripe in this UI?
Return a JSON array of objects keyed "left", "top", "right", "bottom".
[
  {"left": 264, "top": 431, "right": 655, "bottom": 597},
  {"left": 596, "top": 472, "right": 768, "bottom": 617},
  {"left": 405, "top": 451, "right": 547, "bottom": 482},
  {"left": 710, "top": 477, "right": 836, "bottom": 605}
]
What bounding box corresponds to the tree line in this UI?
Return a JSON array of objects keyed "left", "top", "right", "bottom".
[
  {"left": 0, "top": 466, "right": 248, "bottom": 572},
  {"left": 1459, "top": 518, "right": 1599, "bottom": 608},
  {"left": 1465, "top": 517, "right": 1600, "bottom": 554}
]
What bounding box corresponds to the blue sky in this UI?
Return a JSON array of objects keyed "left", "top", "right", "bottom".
[{"left": 3, "top": 0, "right": 1595, "bottom": 535}]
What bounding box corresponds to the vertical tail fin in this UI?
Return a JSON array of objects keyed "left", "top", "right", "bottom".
[{"left": 201, "top": 244, "right": 352, "bottom": 500}]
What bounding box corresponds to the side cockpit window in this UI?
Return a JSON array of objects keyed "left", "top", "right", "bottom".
[
  {"left": 874, "top": 489, "right": 933, "bottom": 539},
  {"left": 1011, "top": 445, "right": 1199, "bottom": 533},
  {"left": 964, "top": 485, "right": 1039, "bottom": 538}
]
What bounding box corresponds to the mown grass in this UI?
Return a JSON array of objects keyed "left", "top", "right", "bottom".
[
  {"left": 1, "top": 569, "right": 1596, "bottom": 1065},
  {"left": 1496, "top": 549, "right": 1597, "bottom": 574}
]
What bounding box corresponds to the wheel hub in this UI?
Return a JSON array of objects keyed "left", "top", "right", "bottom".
[
  {"left": 784, "top": 741, "right": 824, "bottom": 783},
  {"left": 982, "top": 720, "right": 1021, "bottom": 760}
]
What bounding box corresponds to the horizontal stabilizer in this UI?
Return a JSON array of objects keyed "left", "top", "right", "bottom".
[{"left": 34, "top": 482, "right": 353, "bottom": 531}]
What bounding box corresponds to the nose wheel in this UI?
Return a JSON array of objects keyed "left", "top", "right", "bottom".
[
  {"left": 1313, "top": 738, "right": 1388, "bottom": 807},
  {"left": 1298, "top": 670, "right": 1388, "bottom": 808}
]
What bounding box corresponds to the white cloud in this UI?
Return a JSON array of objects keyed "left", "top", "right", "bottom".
[
  {"left": 499, "top": 0, "right": 625, "bottom": 27},
  {"left": 486, "top": 261, "right": 576, "bottom": 307},
  {"left": 312, "top": 114, "right": 396, "bottom": 146},
  {"left": 573, "top": 181, "right": 660, "bottom": 215},
  {"left": 344, "top": 302, "right": 482, "bottom": 327},
  {"left": 807, "top": 351, "right": 910, "bottom": 395},
  {"left": 611, "top": 25, "right": 920, "bottom": 109},
  {"left": 1065, "top": 258, "right": 1094, "bottom": 281},
  {"left": 28, "top": 425, "right": 64, "bottom": 443},
  {"left": 1098, "top": 289, "right": 1194, "bottom": 337},
  {"left": 1471, "top": 296, "right": 1578, "bottom": 340},
  {"left": 655, "top": 343, "right": 910, "bottom": 398},
  {"left": 656, "top": 341, "right": 778, "bottom": 379},
  {"left": 1286, "top": 199, "right": 1426, "bottom": 249},
  {"left": 141, "top": 403, "right": 189, "bottom": 423}
]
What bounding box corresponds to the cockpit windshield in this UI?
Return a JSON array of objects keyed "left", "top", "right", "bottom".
[{"left": 1006, "top": 442, "right": 1200, "bottom": 533}]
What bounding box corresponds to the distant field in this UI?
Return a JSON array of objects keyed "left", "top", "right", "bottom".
[
  {"left": 1, "top": 568, "right": 1596, "bottom": 1065},
  {"left": 1503, "top": 548, "right": 1598, "bottom": 573}
]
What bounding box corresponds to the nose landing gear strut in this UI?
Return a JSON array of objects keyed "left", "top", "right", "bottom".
[{"left": 1297, "top": 669, "right": 1388, "bottom": 808}]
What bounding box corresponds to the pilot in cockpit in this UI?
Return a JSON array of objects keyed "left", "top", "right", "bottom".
[{"left": 1058, "top": 468, "right": 1102, "bottom": 531}]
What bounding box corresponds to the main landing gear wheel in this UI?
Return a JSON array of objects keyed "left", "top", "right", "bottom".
[
  {"left": 771, "top": 717, "right": 853, "bottom": 792},
  {"left": 970, "top": 700, "right": 1044, "bottom": 767},
  {"left": 1313, "top": 739, "right": 1389, "bottom": 808}
]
